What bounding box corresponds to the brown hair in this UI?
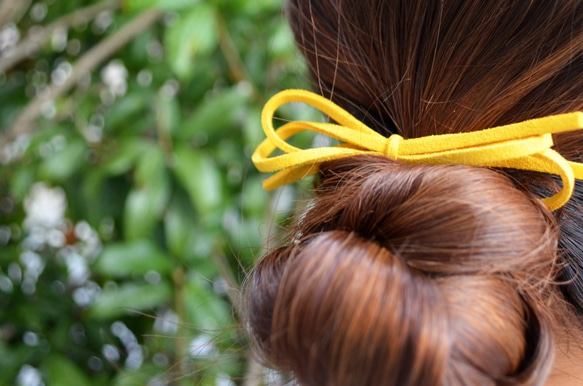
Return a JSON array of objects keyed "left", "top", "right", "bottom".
[{"left": 243, "top": 0, "right": 583, "bottom": 384}]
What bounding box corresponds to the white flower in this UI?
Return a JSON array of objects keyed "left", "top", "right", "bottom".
[
  {"left": 24, "top": 183, "right": 66, "bottom": 229},
  {"left": 0, "top": 23, "right": 20, "bottom": 53},
  {"left": 16, "top": 365, "right": 43, "bottom": 386},
  {"left": 101, "top": 60, "right": 128, "bottom": 97}
]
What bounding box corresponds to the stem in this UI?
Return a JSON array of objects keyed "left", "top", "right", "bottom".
[
  {"left": 0, "top": 8, "right": 162, "bottom": 149},
  {"left": 172, "top": 267, "right": 187, "bottom": 359},
  {"left": 216, "top": 13, "right": 251, "bottom": 86},
  {"left": 155, "top": 96, "right": 175, "bottom": 157},
  {"left": 172, "top": 266, "right": 196, "bottom": 386}
]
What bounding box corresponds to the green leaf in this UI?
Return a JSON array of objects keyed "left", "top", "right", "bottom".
[
  {"left": 123, "top": 184, "right": 169, "bottom": 240},
  {"left": 38, "top": 140, "right": 86, "bottom": 181},
  {"left": 124, "top": 148, "right": 170, "bottom": 240},
  {"left": 183, "top": 274, "right": 230, "bottom": 330},
  {"left": 269, "top": 21, "right": 297, "bottom": 59},
  {"left": 8, "top": 166, "right": 36, "bottom": 200},
  {"left": 0, "top": 342, "right": 37, "bottom": 383},
  {"left": 172, "top": 224, "right": 217, "bottom": 269},
  {"left": 241, "top": 176, "right": 268, "bottom": 216},
  {"left": 80, "top": 168, "right": 128, "bottom": 226},
  {"left": 223, "top": 212, "right": 263, "bottom": 264},
  {"left": 156, "top": 94, "right": 181, "bottom": 136},
  {"left": 101, "top": 140, "right": 154, "bottom": 176},
  {"left": 88, "top": 282, "right": 172, "bottom": 320},
  {"left": 134, "top": 146, "right": 166, "bottom": 186},
  {"left": 112, "top": 364, "right": 163, "bottom": 386},
  {"left": 164, "top": 195, "right": 196, "bottom": 257},
  {"left": 164, "top": 3, "right": 218, "bottom": 80},
  {"left": 94, "top": 240, "right": 173, "bottom": 277},
  {"left": 177, "top": 87, "right": 249, "bottom": 141},
  {"left": 124, "top": 0, "right": 198, "bottom": 12},
  {"left": 242, "top": 106, "right": 263, "bottom": 148},
  {"left": 172, "top": 146, "right": 222, "bottom": 216},
  {"left": 239, "top": 0, "right": 282, "bottom": 15},
  {"left": 106, "top": 92, "right": 153, "bottom": 133},
  {"left": 43, "top": 354, "right": 92, "bottom": 386}
]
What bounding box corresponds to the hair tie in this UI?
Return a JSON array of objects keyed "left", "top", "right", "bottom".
[
  {"left": 384, "top": 134, "right": 403, "bottom": 159},
  {"left": 252, "top": 89, "right": 583, "bottom": 211}
]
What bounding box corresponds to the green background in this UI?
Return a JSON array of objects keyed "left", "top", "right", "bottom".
[{"left": 0, "top": 0, "right": 316, "bottom": 384}]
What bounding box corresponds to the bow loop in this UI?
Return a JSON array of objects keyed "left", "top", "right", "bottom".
[{"left": 252, "top": 89, "right": 583, "bottom": 211}]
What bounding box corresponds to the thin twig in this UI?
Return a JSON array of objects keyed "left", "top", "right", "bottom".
[
  {"left": 172, "top": 267, "right": 187, "bottom": 359},
  {"left": 0, "top": 0, "right": 122, "bottom": 74},
  {"left": 0, "top": 8, "right": 162, "bottom": 149},
  {"left": 216, "top": 14, "right": 247, "bottom": 84}
]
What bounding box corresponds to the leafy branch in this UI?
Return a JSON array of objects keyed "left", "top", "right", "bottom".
[
  {"left": 0, "top": 7, "right": 162, "bottom": 149},
  {"left": 0, "top": 0, "right": 122, "bottom": 74}
]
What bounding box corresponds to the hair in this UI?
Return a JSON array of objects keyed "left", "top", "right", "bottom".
[{"left": 242, "top": 0, "right": 583, "bottom": 384}]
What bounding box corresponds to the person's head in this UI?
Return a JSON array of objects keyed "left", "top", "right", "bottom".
[{"left": 243, "top": 1, "right": 583, "bottom": 384}]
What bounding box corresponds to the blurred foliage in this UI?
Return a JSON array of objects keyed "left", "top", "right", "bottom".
[{"left": 0, "top": 0, "right": 316, "bottom": 384}]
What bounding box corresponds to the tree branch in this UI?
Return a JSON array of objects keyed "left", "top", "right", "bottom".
[
  {"left": 0, "top": 8, "right": 162, "bottom": 149},
  {"left": 0, "top": 0, "right": 31, "bottom": 28},
  {"left": 216, "top": 14, "right": 247, "bottom": 84},
  {"left": 0, "top": 0, "right": 122, "bottom": 74}
]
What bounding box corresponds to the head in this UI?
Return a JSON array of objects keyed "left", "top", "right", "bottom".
[{"left": 243, "top": 0, "right": 583, "bottom": 384}]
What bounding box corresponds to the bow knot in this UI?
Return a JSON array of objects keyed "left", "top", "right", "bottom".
[
  {"left": 384, "top": 134, "right": 403, "bottom": 159},
  {"left": 252, "top": 89, "right": 583, "bottom": 211}
]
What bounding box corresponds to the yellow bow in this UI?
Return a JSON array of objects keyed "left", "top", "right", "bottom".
[{"left": 252, "top": 89, "right": 583, "bottom": 211}]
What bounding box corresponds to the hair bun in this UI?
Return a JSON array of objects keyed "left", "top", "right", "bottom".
[
  {"left": 243, "top": 156, "right": 558, "bottom": 385},
  {"left": 309, "top": 156, "right": 554, "bottom": 274}
]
